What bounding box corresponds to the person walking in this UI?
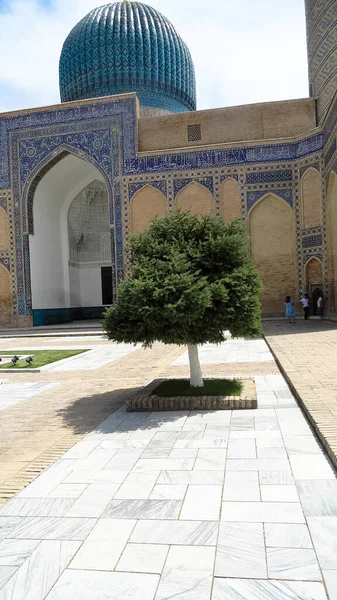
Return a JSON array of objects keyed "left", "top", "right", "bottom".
[
  {"left": 317, "top": 295, "right": 323, "bottom": 319},
  {"left": 285, "top": 296, "right": 296, "bottom": 324},
  {"left": 300, "top": 294, "right": 310, "bottom": 320}
]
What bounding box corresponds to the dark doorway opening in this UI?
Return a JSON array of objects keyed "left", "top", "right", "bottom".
[
  {"left": 101, "top": 267, "right": 113, "bottom": 305},
  {"left": 310, "top": 284, "right": 323, "bottom": 315}
]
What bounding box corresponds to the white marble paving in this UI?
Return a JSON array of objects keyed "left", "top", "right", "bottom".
[
  {"left": 0, "top": 383, "right": 58, "bottom": 412},
  {"left": 264, "top": 523, "right": 313, "bottom": 549},
  {"left": 45, "top": 570, "right": 159, "bottom": 600},
  {"left": 266, "top": 548, "right": 321, "bottom": 581},
  {"left": 180, "top": 485, "right": 222, "bottom": 520},
  {"left": 155, "top": 545, "right": 215, "bottom": 600},
  {"left": 45, "top": 344, "right": 140, "bottom": 371},
  {"left": 215, "top": 522, "right": 267, "bottom": 578},
  {"left": 116, "top": 543, "right": 169, "bottom": 574},
  {"left": 0, "top": 343, "right": 336, "bottom": 599},
  {"left": 323, "top": 570, "right": 337, "bottom": 600},
  {"left": 172, "top": 338, "right": 273, "bottom": 365},
  {"left": 0, "top": 540, "right": 81, "bottom": 600},
  {"left": 212, "top": 579, "right": 328, "bottom": 600}
]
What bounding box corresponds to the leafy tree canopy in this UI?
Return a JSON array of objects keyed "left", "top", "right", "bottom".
[{"left": 103, "top": 211, "right": 262, "bottom": 347}]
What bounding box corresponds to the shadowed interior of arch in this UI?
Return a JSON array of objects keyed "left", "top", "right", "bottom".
[{"left": 27, "top": 153, "right": 114, "bottom": 326}]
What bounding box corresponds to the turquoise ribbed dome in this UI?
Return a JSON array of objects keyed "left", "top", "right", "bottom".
[{"left": 59, "top": 1, "right": 196, "bottom": 113}]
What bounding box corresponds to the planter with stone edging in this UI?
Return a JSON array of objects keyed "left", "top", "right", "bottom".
[{"left": 126, "top": 378, "right": 257, "bottom": 412}]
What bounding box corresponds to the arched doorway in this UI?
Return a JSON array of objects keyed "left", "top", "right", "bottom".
[
  {"left": 326, "top": 170, "right": 337, "bottom": 314},
  {"left": 28, "top": 153, "right": 114, "bottom": 326},
  {"left": 305, "top": 257, "right": 323, "bottom": 315}
]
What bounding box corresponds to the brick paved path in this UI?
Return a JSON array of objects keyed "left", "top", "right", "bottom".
[{"left": 264, "top": 319, "right": 337, "bottom": 470}]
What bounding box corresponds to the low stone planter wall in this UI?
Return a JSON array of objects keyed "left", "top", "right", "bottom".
[{"left": 126, "top": 378, "right": 257, "bottom": 412}]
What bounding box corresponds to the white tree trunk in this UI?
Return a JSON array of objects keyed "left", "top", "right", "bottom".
[{"left": 188, "top": 344, "right": 204, "bottom": 388}]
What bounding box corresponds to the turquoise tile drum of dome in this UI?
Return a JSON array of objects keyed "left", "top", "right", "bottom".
[{"left": 59, "top": 1, "right": 196, "bottom": 113}]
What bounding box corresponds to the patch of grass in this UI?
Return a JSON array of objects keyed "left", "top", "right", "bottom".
[
  {"left": 153, "top": 378, "right": 243, "bottom": 398},
  {"left": 0, "top": 349, "right": 88, "bottom": 369}
]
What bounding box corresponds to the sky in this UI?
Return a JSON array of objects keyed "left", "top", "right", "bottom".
[{"left": 0, "top": 0, "right": 309, "bottom": 114}]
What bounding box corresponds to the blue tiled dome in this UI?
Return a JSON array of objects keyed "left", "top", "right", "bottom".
[{"left": 59, "top": 1, "right": 196, "bottom": 113}]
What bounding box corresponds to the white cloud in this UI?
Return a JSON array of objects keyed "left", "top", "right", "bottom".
[{"left": 0, "top": 0, "right": 309, "bottom": 113}]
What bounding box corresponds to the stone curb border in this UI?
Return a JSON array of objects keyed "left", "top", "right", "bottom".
[
  {"left": 263, "top": 334, "right": 337, "bottom": 472},
  {"left": 126, "top": 378, "right": 257, "bottom": 412}
]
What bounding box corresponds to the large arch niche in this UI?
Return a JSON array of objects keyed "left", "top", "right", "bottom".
[
  {"left": 249, "top": 193, "right": 297, "bottom": 315},
  {"left": 29, "top": 153, "right": 112, "bottom": 325}
]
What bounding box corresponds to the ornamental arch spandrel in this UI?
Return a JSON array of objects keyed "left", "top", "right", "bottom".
[{"left": 249, "top": 193, "right": 297, "bottom": 315}]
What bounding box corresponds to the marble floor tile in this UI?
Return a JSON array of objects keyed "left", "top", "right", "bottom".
[
  {"left": 180, "top": 485, "right": 222, "bottom": 521},
  {"left": 169, "top": 449, "right": 198, "bottom": 459},
  {"left": 45, "top": 569, "right": 159, "bottom": 600},
  {"left": 155, "top": 545, "right": 215, "bottom": 600},
  {"left": 134, "top": 458, "right": 194, "bottom": 472},
  {"left": 0, "top": 540, "right": 80, "bottom": 600},
  {"left": 0, "top": 566, "right": 17, "bottom": 590},
  {"left": 256, "top": 438, "right": 287, "bottom": 459},
  {"left": 221, "top": 501, "right": 305, "bottom": 523},
  {"left": 266, "top": 547, "right": 321, "bottom": 581},
  {"left": 48, "top": 484, "right": 88, "bottom": 499},
  {"left": 149, "top": 485, "right": 187, "bottom": 500},
  {"left": 61, "top": 438, "right": 101, "bottom": 459},
  {"left": 7, "top": 516, "right": 96, "bottom": 540},
  {"left": 141, "top": 448, "right": 171, "bottom": 459},
  {"left": 114, "top": 472, "right": 159, "bottom": 500},
  {"left": 225, "top": 471, "right": 259, "bottom": 483},
  {"left": 130, "top": 520, "right": 218, "bottom": 546},
  {"left": 0, "top": 518, "right": 23, "bottom": 543},
  {"left": 229, "top": 430, "right": 282, "bottom": 440},
  {"left": 69, "top": 519, "right": 135, "bottom": 571},
  {"left": 65, "top": 484, "right": 119, "bottom": 518},
  {"left": 104, "top": 449, "right": 143, "bottom": 471},
  {"left": 116, "top": 543, "right": 169, "bottom": 574},
  {"left": 63, "top": 468, "right": 129, "bottom": 485},
  {"left": 261, "top": 485, "right": 299, "bottom": 502},
  {"left": 0, "top": 498, "right": 75, "bottom": 518},
  {"left": 259, "top": 471, "right": 294, "bottom": 485},
  {"left": 203, "top": 428, "right": 229, "bottom": 439},
  {"left": 158, "top": 470, "right": 224, "bottom": 485},
  {"left": 222, "top": 482, "right": 260, "bottom": 501},
  {"left": 308, "top": 517, "right": 337, "bottom": 569},
  {"left": 194, "top": 449, "right": 226, "bottom": 471},
  {"left": 227, "top": 458, "right": 291, "bottom": 471},
  {"left": 283, "top": 435, "right": 322, "bottom": 455},
  {"left": 212, "top": 578, "right": 328, "bottom": 600},
  {"left": 17, "top": 460, "right": 77, "bottom": 498},
  {"left": 99, "top": 440, "right": 150, "bottom": 450},
  {"left": 103, "top": 499, "right": 181, "bottom": 519},
  {"left": 0, "top": 540, "right": 39, "bottom": 566},
  {"left": 297, "top": 480, "right": 337, "bottom": 516},
  {"left": 215, "top": 522, "right": 267, "bottom": 579},
  {"left": 264, "top": 523, "right": 312, "bottom": 548},
  {"left": 185, "top": 438, "right": 227, "bottom": 449},
  {"left": 323, "top": 570, "right": 337, "bottom": 600},
  {"left": 289, "top": 455, "right": 336, "bottom": 480},
  {"left": 227, "top": 439, "right": 257, "bottom": 459}
]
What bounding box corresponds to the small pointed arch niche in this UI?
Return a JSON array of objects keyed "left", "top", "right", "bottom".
[
  {"left": 130, "top": 184, "right": 166, "bottom": 234},
  {"left": 221, "top": 177, "right": 241, "bottom": 221},
  {"left": 175, "top": 181, "right": 213, "bottom": 216},
  {"left": 301, "top": 166, "right": 322, "bottom": 229},
  {"left": 0, "top": 263, "right": 11, "bottom": 308},
  {"left": 249, "top": 192, "right": 297, "bottom": 315},
  {"left": 0, "top": 207, "right": 9, "bottom": 251}
]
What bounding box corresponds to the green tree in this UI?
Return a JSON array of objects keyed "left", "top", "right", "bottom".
[{"left": 103, "top": 211, "right": 262, "bottom": 387}]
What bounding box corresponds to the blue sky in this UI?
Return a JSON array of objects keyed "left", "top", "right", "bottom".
[{"left": 0, "top": 0, "right": 309, "bottom": 113}]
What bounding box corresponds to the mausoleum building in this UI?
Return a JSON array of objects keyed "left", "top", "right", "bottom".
[{"left": 0, "top": 0, "right": 336, "bottom": 327}]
